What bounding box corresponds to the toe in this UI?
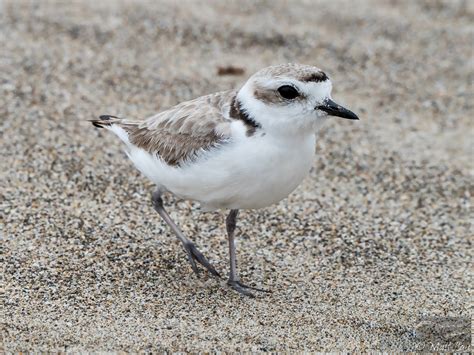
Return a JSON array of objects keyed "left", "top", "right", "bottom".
[
  {"left": 236, "top": 281, "right": 271, "bottom": 293},
  {"left": 184, "top": 248, "right": 200, "bottom": 275},
  {"left": 227, "top": 281, "right": 255, "bottom": 297},
  {"left": 183, "top": 242, "right": 220, "bottom": 277},
  {"left": 191, "top": 246, "right": 220, "bottom": 277}
]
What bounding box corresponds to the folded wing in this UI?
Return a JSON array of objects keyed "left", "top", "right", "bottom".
[{"left": 92, "top": 90, "right": 236, "bottom": 166}]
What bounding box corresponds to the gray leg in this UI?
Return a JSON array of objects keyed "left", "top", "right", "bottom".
[
  {"left": 226, "top": 209, "right": 240, "bottom": 283},
  {"left": 151, "top": 190, "right": 219, "bottom": 277},
  {"left": 226, "top": 209, "right": 269, "bottom": 297}
]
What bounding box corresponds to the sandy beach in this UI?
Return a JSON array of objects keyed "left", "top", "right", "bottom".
[{"left": 2, "top": 0, "right": 472, "bottom": 351}]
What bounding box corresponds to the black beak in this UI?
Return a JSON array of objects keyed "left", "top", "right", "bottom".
[{"left": 316, "top": 98, "right": 359, "bottom": 120}]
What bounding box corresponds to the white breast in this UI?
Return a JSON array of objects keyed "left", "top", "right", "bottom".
[{"left": 129, "top": 129, "right": 316, "bottom": 211}]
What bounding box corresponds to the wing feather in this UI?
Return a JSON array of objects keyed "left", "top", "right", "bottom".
[{"left": 120, "top": 90, "right": 236, "bottom": 166}]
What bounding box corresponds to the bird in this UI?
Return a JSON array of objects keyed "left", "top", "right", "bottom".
[{"left": 90, "top": 63, "right": 358, "bottom": 297}]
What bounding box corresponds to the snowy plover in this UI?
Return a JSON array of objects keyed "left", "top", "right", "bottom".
[{"left": 90, "top": 63, "right": 358, "bottom": 296}]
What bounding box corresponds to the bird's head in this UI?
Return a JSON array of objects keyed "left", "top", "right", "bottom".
[{"left": 237, "top": 63, "right": 358, "bottom": 134}]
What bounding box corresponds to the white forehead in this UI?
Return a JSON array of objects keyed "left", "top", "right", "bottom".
[{"left": 300, "top": 79, "right": 333, "bottom": 100}]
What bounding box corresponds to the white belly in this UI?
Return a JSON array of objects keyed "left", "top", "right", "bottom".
[
  {"left": 128, "top": 132, "right": 316, "bottom": 210},
  {"left": 126, "top": 130, "right": 316, "bottom": 210}
]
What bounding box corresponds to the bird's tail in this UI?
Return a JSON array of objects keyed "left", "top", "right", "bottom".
[{"left": 89, "top": 115, "right": 124, "bottom": 128}]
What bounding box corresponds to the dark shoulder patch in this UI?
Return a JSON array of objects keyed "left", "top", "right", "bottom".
[
  {"left": 301, "top": 71, "right": 328, "bottom": 83},
  {"left": 229, "top": 95, "right": 261, "bottom": 136}
]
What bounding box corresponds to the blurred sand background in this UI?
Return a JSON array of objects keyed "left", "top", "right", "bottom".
[{"left": 2, "top": 0, "right": 473, "bottom": 351}]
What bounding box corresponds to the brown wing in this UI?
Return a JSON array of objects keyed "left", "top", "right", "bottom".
[{"left": 120, "top": 90, "right": 236, "bottom": 166}]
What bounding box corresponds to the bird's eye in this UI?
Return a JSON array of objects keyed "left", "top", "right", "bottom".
[{"left": 277, "top": 85, "right": 300, "bottom": 100}]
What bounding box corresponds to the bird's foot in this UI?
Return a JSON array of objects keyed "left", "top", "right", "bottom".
[
  {"left": 227, "top": 280, "right": 271, "bottom": 297},
  {"left": 183, "top": 242, "right": 220, "bottom": 277}
]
